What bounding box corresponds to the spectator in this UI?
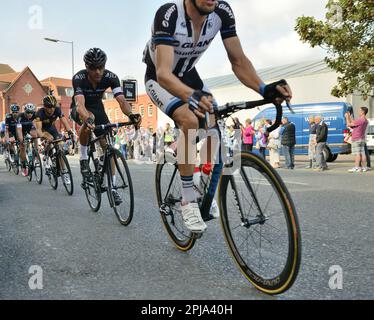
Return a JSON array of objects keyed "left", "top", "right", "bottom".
[
  {"left": 314, "top": 115, "right": 329, "bottom": 172},
  {"left": 306, "top": 116, "right": 317, "bottom": 169},
  {"left": 232, "top": 117, "right": 242, "bottom": 130},
  {"left": 345, "top": 107, "right": 369, "bottom": 173},
  {"left": 242, "top": 118, "right": 255, "bottom": 152},
  {"left": 280, "top": 117, "right": 296, "bottom": 169},
  {"left": 267, "top": 119, "right": 281, "bottom": 168},
  {"left": 255, "top": 124, "right": 267, "bottom": 159}
]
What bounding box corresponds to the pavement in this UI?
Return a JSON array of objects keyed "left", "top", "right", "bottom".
[{"left": 0, "top": 153, "right": 373, "bottom": 300}]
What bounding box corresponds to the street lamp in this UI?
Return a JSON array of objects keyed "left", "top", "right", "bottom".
[
  {"left": 44, "top": 37, "right": 76, "bottom": 136},
  {"left": 44, "top": 37, "right": 75, "bottom": 78}
]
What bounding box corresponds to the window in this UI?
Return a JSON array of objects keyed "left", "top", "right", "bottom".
[
  {"left": 140, "top": 105, "right": 145, "bottom": 117},
  {"left": 131, "top": 104, "right": 137, "bottom": 114},
  {"left": 148, "top": 104, "right": 153, "bottom": 117},
  {"left": 115, "top": 108, "right": 120, "bottom": 120}
]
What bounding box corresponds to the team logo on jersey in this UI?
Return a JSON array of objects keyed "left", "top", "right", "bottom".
[
  {"left": 218, "top": 3, "right": 235, "bottom": 19},
  {"left": 181, "top": 21, "right": 187, "bottom": 28},
  {"left": 163, "top": 4, "right": 176, "bottom": 29}
]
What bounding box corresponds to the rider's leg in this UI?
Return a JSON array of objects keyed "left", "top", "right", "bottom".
[
  {"left": 17, "top": 129, "right": 27, "bottom": 165},
  {"left": 79, "top": 112, "right": 95, "bottom": 177},
  {"left": 173, "top": 104, "right": 200, "bottom": 204}
]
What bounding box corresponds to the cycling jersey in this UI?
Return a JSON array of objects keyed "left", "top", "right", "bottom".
[
  {"left": 17, "top": 112, "right": 37, "bottom": 135},
  {"left": 71, "top": 69, "right": 123, "bottom": 137},
  {"left": 72, "top": 69, "right": 123, "bottom": 106},
  {"left": 35, "top": 107, "right": 64, "bottom": 129},
  {"left": 143, "top": 0, "right": 237, "bottom": 80},
  {"left": 5, "top": 114, "right": 18, "bottom": 137}
]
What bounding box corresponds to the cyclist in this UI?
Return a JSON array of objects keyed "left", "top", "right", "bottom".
[
  {"left": 144, "top": 0, "right": 292, "bottom": 233},
  {"left": 34, "top": 95, "right": 74, "bottom": 185},
  {"left": 4, "top": 104, "right": 21, "bottom": 163},
  {"left": 0, "top": 120, "right": 6, "bottom": 155},
  {"left": 16, "top": 103, "right": 38, "bottom": 176},
  {"left": 70, "top": 47, "right": 141, "bottom": 204}
]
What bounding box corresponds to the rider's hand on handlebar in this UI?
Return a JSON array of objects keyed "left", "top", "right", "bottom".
[
  {"left": 188, "top": 90, "right": 214, "bottom": 119},
  {"left": 261, "top": 79, "right": 292, "bottom": 105},
  {"left": 84, "top": 117, "right": 95, "bottom": 130},
  {"left": 129, "top": 113, "right": 142, "bottom": 129}
]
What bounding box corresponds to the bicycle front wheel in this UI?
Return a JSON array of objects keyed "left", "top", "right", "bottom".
[
  {"left": 155, "top": 153, "right": 197, "bottom": 252},
  {"left": 83, "top": 155, "right": 102, "bottom": 212},
  {"left": 59, "top": 153, "right": 74, "bottom": 196},
  {"left": 33, "top": 150, "right": 43, "bottom": 185},
  {"left": 218, "top": 152, "right": 301, "bottom": 295},
  {"left": 107, "top": 149, "right": 134, "bottom": 226}
]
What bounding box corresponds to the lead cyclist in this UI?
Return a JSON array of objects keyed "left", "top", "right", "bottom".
[{"left": 143, "top": 0, "right": 292, "bottom": 233}]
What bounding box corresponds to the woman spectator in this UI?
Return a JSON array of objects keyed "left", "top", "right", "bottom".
[
  {"left": 242, "top": 118, "right": 255, "bottom": 152},
  {"left": 267, "top": 119, "right": 281, "bottom": 168},
  {"left": 255, "top": 124, "right": 267, "bottom": 159}
]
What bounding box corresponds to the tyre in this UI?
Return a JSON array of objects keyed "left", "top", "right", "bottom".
[
  {"left": 219, "top": 152, "right": 301, "bottom": 295},
  {"left": 155, "top": 152, "right": 197, "bottom": 252},
  {"left": 59, "top": 153, "right": 74, "bottom": 196},
  {"left": 47, "top": 157, "right": 58, "bottom": 190},
  {"left": 107, "top": 149, "right": 134, "bottom": 226},
  {"left": 34, "top": 150, "right": 43, "bottom": 185},
  {"left": 83, "top": 155, "right": 102, "bottom": 212}
]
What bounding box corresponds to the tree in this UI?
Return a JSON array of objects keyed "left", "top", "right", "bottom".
[{"left": 295, "top": 0, "right": 374, "bottom": 99}]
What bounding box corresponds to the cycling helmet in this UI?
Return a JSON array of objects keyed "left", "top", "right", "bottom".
[
  {"left": 84, "top": 48, "right": 107, "bottom": 68},
  {"left": 43, "top": 95, "right": 58, "bottom": 108},
  {"left": 24, "top": 103, "right": 36, "bottom": 113},
  {"left": 10, "top": 104, "right": 20, "bottom": 113}
]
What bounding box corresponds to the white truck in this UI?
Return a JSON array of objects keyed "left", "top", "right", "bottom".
[{"left": 367, "top": 118, "right": 374, "bottom": 154}]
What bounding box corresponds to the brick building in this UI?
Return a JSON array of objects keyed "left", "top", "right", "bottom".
[
  {"left": 0, "top": 63, "right": 158, "bottom": 130},
  {"left": 0, "top": 64, "right": 47, "bottom": 121}
]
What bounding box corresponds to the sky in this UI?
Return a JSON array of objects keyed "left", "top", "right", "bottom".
[{"left": 0, "top": 0, "right": 329, "bottom": 93}]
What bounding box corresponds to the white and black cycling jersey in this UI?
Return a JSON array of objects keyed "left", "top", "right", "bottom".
[{"left": 143, "top": 0, "right": 237, "bottom": 81}]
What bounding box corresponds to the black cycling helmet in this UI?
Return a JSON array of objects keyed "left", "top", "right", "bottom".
[
  {"left": 43, "top": 95, "right": 58, "bottom": 108},
  {"left": 84, "top": 48, "right": 107, "bottom": 69},
  {"left": 10, "top": 104, "right": 20, "bottom": 113}
]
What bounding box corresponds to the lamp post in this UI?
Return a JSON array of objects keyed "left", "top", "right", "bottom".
[
  {"left": 44, "top": 37, "right": 76, "bottom": 136},
  {"left": 44, "top": 38, "right": 74, "bottom": 78}
]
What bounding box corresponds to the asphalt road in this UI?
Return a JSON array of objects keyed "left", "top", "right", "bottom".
[{"left": 0, "top": 154, "right": 373, "bottom": 300}]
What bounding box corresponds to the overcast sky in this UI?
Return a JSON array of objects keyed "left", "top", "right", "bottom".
[{"left": 0, "top": 0, "right": 329, "bottom": 92}]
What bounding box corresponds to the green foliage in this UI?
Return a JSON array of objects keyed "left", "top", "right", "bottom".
[{"left": 295, "top": 0, "right": 374, "bottom": 99}]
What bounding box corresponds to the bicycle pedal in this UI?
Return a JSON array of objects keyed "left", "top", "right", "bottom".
[{"left": 203, "top": 214, "right": 215, "bottom": 222}]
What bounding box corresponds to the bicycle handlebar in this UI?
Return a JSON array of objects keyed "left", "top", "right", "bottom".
[{"left": 214, "top": 98, "right": 295, "bottom": 134}]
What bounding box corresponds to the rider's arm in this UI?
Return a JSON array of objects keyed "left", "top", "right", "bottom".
[
  {"left": 73, "top": 75, "right": 91, "bottom": 122},
  {"left": 155, "top": 45, "right": 194, "bottom": 102},
  {"left": 34, "top": 120, "right": 45, "bottom": 139},
  {"left": 116, "top": 95, "right": 133, "bottom": 117},
  {"left": 60, "top": 116, "right": 72, "bottom": 133},
  {"left": 223, "top": 37, "right": 264, "bottom": 94}
]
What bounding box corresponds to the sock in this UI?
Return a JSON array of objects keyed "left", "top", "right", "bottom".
[
  {"left": 181, "top": 175, "right": 196, "bottom": 204},
  {"left": 80, "top": 145, "right": 88, "bottom": 160},
  {"left": 112, "top": 176, "right": 116, "bottom": 186}
]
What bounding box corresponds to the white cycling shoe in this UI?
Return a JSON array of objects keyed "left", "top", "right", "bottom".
[{"left": 181, "top": 203, "right": 207, "bottom": 234}]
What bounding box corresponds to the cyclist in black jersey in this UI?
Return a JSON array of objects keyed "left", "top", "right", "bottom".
[
  {"left": 144, "top": 0, "right": 292, "bottom": 233},
  {"left": 70, "top": 48, "right": 141, "bottom": 203},
  {"left": 35, "top": 95, "right": 74, "bottom": 185},
  {"left": 4, "top": 104, "right": 21, "bottom": 162},
  {"left": 16, "top": 103, "right": 38, "bottom": 176}
]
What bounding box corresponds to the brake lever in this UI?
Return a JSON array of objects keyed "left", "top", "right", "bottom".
[{"left": 286, "top": 101, "right": 295, "bottom": 114}]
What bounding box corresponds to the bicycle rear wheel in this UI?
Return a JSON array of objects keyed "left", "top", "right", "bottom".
[
  {"left": 59, "top": 153, "right": 74, "bottom": 196},
  {"left": 155, "top": 153, "right": 197, "bottom": 252},
  {"left": 218, "top": 152, "right": 301, "bottom": 295},
  {"left": 107, "top": 149, "right": 134, "bottom": 226},
  {"left": 33, "top": 150, "right": 43, "bottom": 185},
  {"left": 83, "top": 155, "right": 102, "bottom": 212}
]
